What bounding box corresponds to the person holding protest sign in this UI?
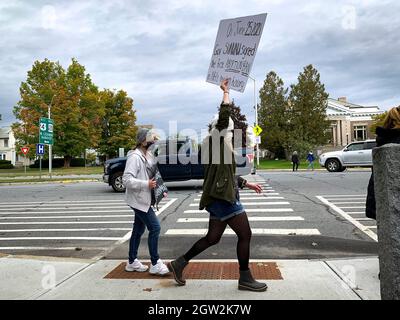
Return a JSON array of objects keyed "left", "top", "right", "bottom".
[
  {"left": 123, "top": 128, "right": 170, "bottom": 276},
  {"left": 168, "top": 79, "right": 268, "bottom": 292}
]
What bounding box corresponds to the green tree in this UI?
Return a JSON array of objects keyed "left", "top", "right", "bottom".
[
  {"left": 258, "top": 71, "right": 289, "bottom": 158},
  {"left": 12, "top": 58, "right": 105, "bottom": 167},
  {"left": 97, "top": 89, "right": 137, "bottom": 159},
  {"left": 370, "top": 112, "right": 387, "bottom": 135},
  {"left": 287, "top": 65, "right": 330, "bottom": 156}
]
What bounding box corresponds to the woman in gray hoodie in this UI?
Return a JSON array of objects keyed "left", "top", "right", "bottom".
[{"left": 122, "top": 128, "right": 169, "bottom": 276}]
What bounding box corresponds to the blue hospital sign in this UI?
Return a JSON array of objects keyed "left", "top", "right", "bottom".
[{"left": 36, "top": 143, "right": 45, "bottom": 155}]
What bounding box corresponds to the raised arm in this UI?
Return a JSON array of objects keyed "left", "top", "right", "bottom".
[{"left": 215, "top": 79, "right": 232, "bottom": 131}]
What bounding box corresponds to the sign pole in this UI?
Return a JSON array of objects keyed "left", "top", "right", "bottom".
[
  {"left": 39, "top": 156, "right": 42, "bottom": 179},
  {"left": 48, "top": 103, "right": 52, "bottom": 179}
]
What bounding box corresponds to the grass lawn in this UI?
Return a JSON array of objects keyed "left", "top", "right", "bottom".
[
  {"left": 257, "top": 159, "right": 322, "bottom": 170},
  {"left": 0, "top": 166, "right": 103, "bottom": 177}
]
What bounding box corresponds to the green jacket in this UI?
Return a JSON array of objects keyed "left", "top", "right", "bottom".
[{"left": 199, "top": 102, "right": 247, "bottom": 210}]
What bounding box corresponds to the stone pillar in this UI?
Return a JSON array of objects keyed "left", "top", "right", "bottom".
[{"left": 373, "top": 144, "right": 400, "bottom": 300}]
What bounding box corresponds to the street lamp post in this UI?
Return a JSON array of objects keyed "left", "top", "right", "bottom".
[{"left": 248, "top": 75, "right": 259, "bottom": 168}]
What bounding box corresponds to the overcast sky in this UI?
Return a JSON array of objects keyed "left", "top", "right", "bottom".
[{"left": 0, "top": 0, "right": 399, "bottom": 135}]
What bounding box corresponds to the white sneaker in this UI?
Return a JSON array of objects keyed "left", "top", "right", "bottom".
[
  {"left": 125, "top": 259, "right": 148, "bottom": 272},
  {"left": 149, "top": 259, "right": 170, "bottom": 276}
]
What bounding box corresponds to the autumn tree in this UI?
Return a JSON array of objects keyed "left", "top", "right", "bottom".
[
  {"left": 370, "top": 112, "right": 387, "bottom": 135},
  {"left": 97, "top": 89, "right": 137, "bottom": 159},
  {"left": 13, "top": 58, "right": 105, "bottom": 167}
]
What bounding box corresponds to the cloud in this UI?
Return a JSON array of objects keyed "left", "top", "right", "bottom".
[{"left": 0, "top": 0, "right": 399, "bottom": 134}]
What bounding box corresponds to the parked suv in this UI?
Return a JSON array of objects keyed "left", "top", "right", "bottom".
[
  {"left": 319, "top": 140, "right": 377, "bottom": 172},
  {"left": 103, "top": 138, "right": 255, "bottom": 192}
]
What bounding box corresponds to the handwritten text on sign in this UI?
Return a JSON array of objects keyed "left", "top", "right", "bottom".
[{"left": 206, "top": 13, "right": 267, "bottom": 93}]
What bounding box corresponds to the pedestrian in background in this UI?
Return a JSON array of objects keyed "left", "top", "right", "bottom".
[
  {"left": 366, "top": 106, "right": 400, "bottom": 220},
  {"left": 122, "top": 128, "right": 170, "bottom": 276},
  {"left": 306, "top": 151, "right": 315, "bottom": 171},
  {"left": 291, "top": 151, "right": 300, "bottom": 172},
  {"left": 168, "top": 79, "right": 268, "bottom": 292}
]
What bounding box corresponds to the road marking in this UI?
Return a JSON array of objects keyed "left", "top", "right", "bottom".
[
  {"left": 330, "top": 202, "right": 366, "bottom": 205},
  {"left": 0, "top": 210, "right": 132, "bottom": 215},
  {"left": 0, "top": 201, "right": 169, "bottom": 208},
  {"left": 354, "top": 218, "right": 374, "bottom": 221},
  {"left": 367, "top": 226, "right": 377, "bottom": 229},
  {"left": 189, "top": 201, "right": 290, "bottom": 207},
  {"left": 0, "top": 215, "right": 134, "bottom": 220},
  {"left": 195, "top": 192, "right": 280, "bottom": 197},
  {"left": 0, "top": 206, "right": 136, "bottom": 211},
  {"left": 155, "top": 198, "right": 177, "bottom": 216},
  {"left": 165, "top": 229, "right": 321, "bottom": 236},
  {"left": 0, "top": 237, "right": 121, "bottom": 241},
  {"left": 319, "top": 195, "right": 366, "bottom": 198},
  {"left": 346, "top": 212, "right": 365, "bottom": 215},
  {"left": 0, "top": 221, "right": 134, "bottom": 225},
  {"left": 336, "top": 206, "right": 365, "bottom": 209},
  {"left": 177, "top": 217, "right": 304, "bottom": 223},
  {"left": 192, "top": 197, "right": 285, "bottom": 201},
  {"left": 0, "top": 247, "right": 109, "bottom": 250},
  {"left": 0, "top": 199, "right": 127, "bottom": 205},
  {"left": 0, "top": 228, "right": 131, "bottom": 233},
  {"left": 184, "top": 208, "right": 294, "bottom": 214},
  {"left": 316, "top": 196, "right": 377, "bottom": 242}
]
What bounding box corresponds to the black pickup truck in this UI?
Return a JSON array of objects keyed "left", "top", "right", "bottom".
[{"left": 103, "top": 138, "right": 255, "bottom": 192}]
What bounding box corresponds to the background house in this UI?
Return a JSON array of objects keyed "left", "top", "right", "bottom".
[
  {"left": 326, "top": 97, "right": 383, "bottom": 147},
  {"left": 0, "top": 127, "right": 17, "bottom": 165}
]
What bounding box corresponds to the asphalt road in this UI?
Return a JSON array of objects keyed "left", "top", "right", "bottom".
[{"left": 0, "top": 170, "right": 377, "bottom": 260}]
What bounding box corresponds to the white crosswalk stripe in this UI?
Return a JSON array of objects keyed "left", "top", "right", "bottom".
[
  {"left": 164, "top": 178, "right": 321, "bottom": 237},
  {"left": 316, "top": 195, "right": 377, "bottom": 241},
  {"left": 0, "top": 198, "right": 177, "bottom": 251}
]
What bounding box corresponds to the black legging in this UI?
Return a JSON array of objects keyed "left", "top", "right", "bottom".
[
  {"left": 293, "top": 162, "right": 299, "bottom": 171},
  {"left": 183, "top": 212, "right": 252, "bottom": 271}
]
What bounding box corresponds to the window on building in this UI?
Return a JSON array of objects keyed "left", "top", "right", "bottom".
[
  {"left": 353, "top": 125, "right": 367, "bottom": 141},
  {"left": 0, "top": 154, "right": 6, "bottom": 160},
  {"left": 4, "top": 139, "right": 8, "bottom": 148}
]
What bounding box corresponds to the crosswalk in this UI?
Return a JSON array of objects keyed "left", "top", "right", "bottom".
[
  {"left": 0, "top": 198, "right": 177, "bottom": 253},
  {"left": 165, "top": 177, "right": 321, "bottom": 236},
  {"left": 316, "top": 195, "right": 377, "bottom": 241}
]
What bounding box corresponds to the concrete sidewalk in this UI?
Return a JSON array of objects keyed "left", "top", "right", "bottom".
[{"left": 0, "top": 253, "right": 381, "bottom": 300}]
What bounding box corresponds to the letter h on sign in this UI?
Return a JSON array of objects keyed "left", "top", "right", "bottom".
[{"left": 36, "top": 143, "right": 45, "bottom": 156}]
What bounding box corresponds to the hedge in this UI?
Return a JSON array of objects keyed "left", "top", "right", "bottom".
[
  {"left": 29, "top": 158, "right": 86, "bottom": 168},
  {"left": 0, "top": 164, "right": 14, "bottom": 169}
]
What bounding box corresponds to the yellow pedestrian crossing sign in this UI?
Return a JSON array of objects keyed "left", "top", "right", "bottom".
[{"left": 253, "top": 125, "right": 263, "bottom": 136}]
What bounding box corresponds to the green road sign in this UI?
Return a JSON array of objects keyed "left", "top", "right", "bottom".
[{"left": 39, "top": 117, "right": 54, "bottom": 145}]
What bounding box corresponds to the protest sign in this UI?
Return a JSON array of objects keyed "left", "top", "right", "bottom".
[{"left": 206, "top": 13, "right": 267, "bottom": 92}]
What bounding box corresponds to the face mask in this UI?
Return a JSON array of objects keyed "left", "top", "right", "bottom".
[{"left": 144, "top": 141, "right": 155, "bottom": 150}]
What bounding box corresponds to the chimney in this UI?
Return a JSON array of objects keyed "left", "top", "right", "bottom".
[{"left": 338, "top": 97, "right": 347, "bottom": 103}]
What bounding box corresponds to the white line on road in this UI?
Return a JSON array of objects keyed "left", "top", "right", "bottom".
[
  {"left": 165, "top": 229, "right": 321, "bottom": 236},
  {"left": 0, "top": 228, "right": 131, "bottom": 233},
  {"left": 316, "top": 196, "right": 377, "bottom": 242},
  {"left": 0, "top": 215, "right": 133, "bottom": 220},
  {"left": 337, "top": 206, "right": 366, "bottom": 209},
  {"left": 0, "top": 247, "right": 109, "bottom": 250},
  {"left": 192, "top": 197, "right": 285, "bottom": 201},
  {"left": 0, "top": 206, "right": 134, "bottom": 211},
  {"left": 330, "top": 202, "right": 366, "bottom": 205},
  {"left": 189, "top": 201, "right": 290, "bottom": 207},
  {"left": 0, "top": 199, "right": 127, "bottom": 205},
  {"left": 0, "top": 237, "right": 121, "bottom": 241},
  {"left": 0, "top": 201, "right": 168, "bottom": 208},
  {"left": 0, "top": 221, "right": 133, "bottom": 225},
  {"left": 177, "top": 217, "right": 304, "bottom": 223},
  {"left": 319, "top": 195, "right": 366, "bottom": 198},
  {"left": 184, "top": 208, "right": 294, "bottom": 214},
  {"left": 0, "top": 210, "right": 132, "bottom": 215},
  {"left": 155, "top": 198, "right": 177, "bottom": 216}
]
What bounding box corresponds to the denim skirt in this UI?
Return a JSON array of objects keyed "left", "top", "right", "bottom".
[{"left": 206, "top": 199, "right": 244, "bottom": 221}]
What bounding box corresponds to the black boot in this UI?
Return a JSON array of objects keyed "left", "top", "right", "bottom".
[
  {"left": 238, "top": 269, "right": 268, "bottom": 292},
  {"left": 168, "top": 256, "right": 188, "bottom": 286}
]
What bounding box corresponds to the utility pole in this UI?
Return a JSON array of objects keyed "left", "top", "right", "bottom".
[
  {"left": 48, "top": 95, "right": 55, "bottom": 179},
  {"left": 248, "top": 75, "right": 260, "bottom": 167}
]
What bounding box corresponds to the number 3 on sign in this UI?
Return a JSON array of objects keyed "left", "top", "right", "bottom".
[{"left": 40, "top": 123, "right": 47, "bottom": 131}]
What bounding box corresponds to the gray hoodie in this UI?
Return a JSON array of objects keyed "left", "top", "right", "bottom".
[{"left": 122, "top": 149, "right": 154, "bottom": 212}]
